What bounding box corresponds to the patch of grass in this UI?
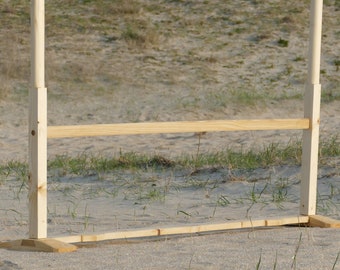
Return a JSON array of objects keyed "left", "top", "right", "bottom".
[
  {"left": 141, "top": 188, "right": 165, "bottom": 202},
  {"left": 121, "top": 22, "right": 160, "bottom": 49},
  {"left": 271, "top": 178, "right": 289, "bottom": 204},
  {"left": 277, "top": 38, "right": 289, "bottom": 47},
  {"left": 1, "top": 0, "right": 338, "bottom": 112},
  {"left": 321, "top": 90, "right": 340, "bottom": 103},
  {"left": 230, "top": 27, "right": 246, "bottom": 35},
  {"left": 229, "top": 89, "right": 266, "bottom": 106},
  {"left": 180, "top": 140, "right": 302, "bottom": 170},
  {"left": 203, "top": 91, "right": 228, "bottom": 111},
  {"left": 293, "top": 56, "right": 304, "bottom": 62},
  {"left": 216, "top": 195, "right": 230, "bottom": 207},
  {"left": 274, "top": 91, "right": 303, "bottom": 101},
  {"left": 291, "top": 232, "right": 303, "bottom": 270},
  {"left": 320, "top": 136, "right": 340, "bottom": 157},
  {"left": 122, "top": 24, "right": 143, "bottom": 41},
  {"left": 250, "top": 183, "right": 269, "bottom": 204},
  {"left": 2, "top": 137, "right": 338, "bottom": 179},
  {"left": 0, "top": 161, "right": 28, "bottom": 188},
  {"left": 48, "top": 152, "right": 178, "bottom": 179},
  {"left": 332, "top": 252, "right": 340, "bottom": 270},
  {"left": 255, "top": 252, "right": 262, "bottom": 270},
  {"left": 334, "top": 59, "right": 340, "bottom": 71},
  {"left": 317, "top": 179, "right": 340, "bottom": 216}
]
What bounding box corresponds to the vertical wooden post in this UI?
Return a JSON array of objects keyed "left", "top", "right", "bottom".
[
  {"left": 29, "top": 0, "right": 47, "bottom": 239},
  {"left": 300, "top": 0, "right": 323, "bottom": 216}
]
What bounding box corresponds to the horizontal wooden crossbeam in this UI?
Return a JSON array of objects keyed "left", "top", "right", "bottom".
[{"left": 47, "top": 118, "right": 310, "bottom": 138}]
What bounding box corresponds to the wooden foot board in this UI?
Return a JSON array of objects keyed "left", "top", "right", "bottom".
[
  {"left": 53, "top": 216, "right": 310, "bottom": 244},
  {"left": 308, "top": 215, "right": 340, "bottom": 228},
  {"left": 0, "top": 238, "right": 77, "bottom": 253},
  {"left": 52, "top": 215, "right": 339, "bottom": 245},
  {"left": 1, "top": 215, "right": 339, "bottom": 252}
]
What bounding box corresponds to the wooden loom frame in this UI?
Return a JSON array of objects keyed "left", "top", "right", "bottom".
[{"left": 2, "top": 0, "right": 339, "bottom": 253}]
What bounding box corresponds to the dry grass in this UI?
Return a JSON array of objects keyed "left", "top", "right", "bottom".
[{"left": 0, "top": 0, "right": 339, "bottom": 115}]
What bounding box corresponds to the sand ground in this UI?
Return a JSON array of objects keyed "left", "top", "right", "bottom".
[{"left": 0, "top": 0, "right": 339, "bottom": 269}]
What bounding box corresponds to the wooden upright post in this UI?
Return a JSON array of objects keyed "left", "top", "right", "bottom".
[
  {"left": 29, "top": 0, "right": 47, "bottom": 239},
  {"left": 300, "top": 0, "right": 323, "bottom": 215}
]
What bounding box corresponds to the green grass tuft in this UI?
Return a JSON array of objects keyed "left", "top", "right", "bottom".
[{"left": 1, "top": 137, "right": 338, "bottom": 179}]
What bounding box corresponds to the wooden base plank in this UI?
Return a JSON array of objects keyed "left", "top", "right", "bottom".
[
  {"left": 266, "top": 216, "right": 310, "bottom": 226},
  {"left": 81, "top": 228, "right": 161, "bottom": 242},
  {"left": 47, "top": 119, "right": 310, "bottom": 138},
  {"left": 52, "top": 235, "right": 82, "bottom": 244},
  {"left": 53, "top": 216, "right": 309, "bottom": 244},
  {"left": 308, "top": 215, "right": 340, "bottom": 228},
  {"left": 0, "top": 239, "right": 77, "bottom": 253},
  {"left": 4, "top": 216, "right": 337, "bottom": 252}
]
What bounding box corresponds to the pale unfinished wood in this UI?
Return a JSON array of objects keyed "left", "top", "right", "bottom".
[
  {"left": 29, "top": 0, "right": 47, "bottom": 239},
  {"left": 25, "top": 0, "right": 327, "bottom": 244},
  {"left": 29, "top": 87, "right": 48, "bottom": 239},
  {"left": 47, "top": 119, "right": 310, "bottom": 138},
  {"left": 309, "top": 215, "right": 340, "bottom": 228},
  {"left": 52, "top": 235, "right": 82, "bottom": 244},
  {"left": 53, "top": 216, "right": 309, "bottom": 244},
  {"left": 158, "top": 221, "right": 243, "bottom": 236},
  {"left": 300, "top": 85, "right": 321, "bottom": 215},
  {"left": 81, "top": 229, "right": 161, "bottom": 242},
  {"left": 266, "top": 216, "right": 309, "bottom": 226},
  {"left": 0, "top": 239, "right": 77, "bottom": 253},
  {"left": 300, "top": 0, "right": 323, "bottom": 216},
  {"left": 4, "top": 216, "right": 337, "bottom": 252},
  {"left": 241, "top": 219, "right": 267, "bottom": 228}
]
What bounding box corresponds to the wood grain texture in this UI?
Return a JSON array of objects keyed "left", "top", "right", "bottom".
[
  {"left": 47, "top": 119, "right": 310, "bottom": 138},
  {"left": 0, "top": 239, "right": 77, "bottom": 253},
  {"left": 300, "top": 0, "right": 323, "bottom": 216},
  {"left": 53, "top": 216, "right": 309, "bottom": 244},
  {"left": 29, "top": 0, "right": 47, "bottom": 239},
  {"left": 309, "top": 215, "right": 340, "bottom": 228}
]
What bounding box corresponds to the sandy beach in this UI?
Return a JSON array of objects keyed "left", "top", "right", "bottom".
[{"left": 0, "top": 0, "right": 339, "bottom": 269}]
